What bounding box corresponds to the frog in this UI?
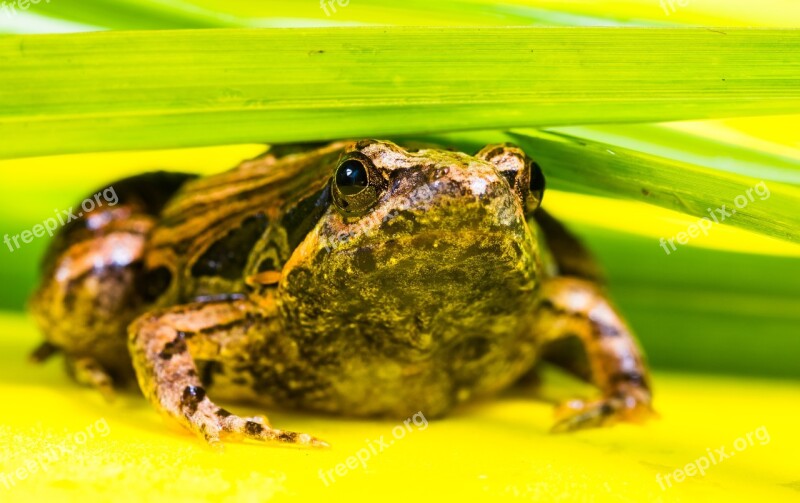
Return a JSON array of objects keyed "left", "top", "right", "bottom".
[{"left": 29, "top": 139, "right": 654, "bottom": 447}]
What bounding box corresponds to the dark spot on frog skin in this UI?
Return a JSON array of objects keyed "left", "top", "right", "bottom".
[
  {"left": 158, "top": 332, "right": 188, "bottom": 360},
  {"left": 191, "top": 213, "right": 269, "bottom": 280},
  {"left": 277, "top": 431, "right": 298, "bottom": 442},
  {"left": 609, "top": 371, "right": 647, "bottom": 388},
  {"left": 539, "top": 298, "right": 556, "bottom": 311},
  {"left": 352, "top": 248, "right": 376, "bottom": 273},
  {"left": 245, "top": 421, "right": 264, "bottom": 435},
  {"left": 199, "top": 360, "right": 223, "bottom": 387},
  {"left": 181, "top": 385, "right": 206, "bottom": 415},
  {"left": 139, "top": 265, "right": 172, "bottom": 302},
  {"left": 216, "top": 408, "right": 232, "bottom": 418}
]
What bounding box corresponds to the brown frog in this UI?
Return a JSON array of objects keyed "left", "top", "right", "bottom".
[{"left": 30, "top": 140, "right": 654, "bottom": 447}]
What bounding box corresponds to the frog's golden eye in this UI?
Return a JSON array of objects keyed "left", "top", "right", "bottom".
[{"left": 332, "top": 154, "right": 382, "bottom": 216}]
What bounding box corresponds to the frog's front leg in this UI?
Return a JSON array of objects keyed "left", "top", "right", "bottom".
[
  {"left": 536, "top": 277, "right": 655, "bottom": 432},
  {"left": 128, "top": 297, "right": 327, "bottom": 447}
]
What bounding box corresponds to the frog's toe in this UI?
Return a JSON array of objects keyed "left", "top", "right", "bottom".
[
  {"left": 187, "top": 400, "right": 328, "bottom": 448},
  {"left": 222, "top": 414, "right": 329, "bottom": 448},
  {"left": 550, "top": 389, "right": 655, "bottom": 433}
]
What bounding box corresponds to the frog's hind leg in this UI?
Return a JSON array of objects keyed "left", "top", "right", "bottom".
[
  {"left": 128, "top": 297, "right": 327, "bottom": 448},
  {"left": 531, "top": 209, "right": 655, "bottom": 432},
  {"left": 29, "top": 171, "right": 197, "bottom": 394}
]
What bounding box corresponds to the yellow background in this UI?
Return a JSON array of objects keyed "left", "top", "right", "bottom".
[{"left": 1, "top": 313, "right": 799, "bottom": 502}]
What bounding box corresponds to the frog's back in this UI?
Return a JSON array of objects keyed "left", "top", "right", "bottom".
[
  {"left": 28, "top": 143, "right": 343, "bottom": 383},
  {"left": 145, "top": 142, "right": 347, "bottom": 305}
]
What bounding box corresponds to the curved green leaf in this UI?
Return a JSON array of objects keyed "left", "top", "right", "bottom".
[{"left": 509, "top": 129, "right": 800, "bottom": 243}]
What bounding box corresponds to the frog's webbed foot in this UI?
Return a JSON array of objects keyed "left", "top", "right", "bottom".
[
  {"left": 536, "top": 277, "right": 656, "bottom": 432},
  {"left": 128, "top": 298, "right": 328, "bottom": 448}
]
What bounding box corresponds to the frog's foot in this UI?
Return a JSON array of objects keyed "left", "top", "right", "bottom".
[
  {"left": 65, "top": 355, "right": 117, "bottom": 401},
  {"left": 29, "top": 341, "right": 60, "bottom": 363},
  {"left": 186, "top": 397, "right": 327, "bottom": 448},
  {"left": 551, "top": 386, "right": 654, "bottom": 433},
  {"left": 128, "top": 297, "right": 328, "bottom": 448},
  {"left": 536, "top": 277, "right": 656, "bottom": 432}
]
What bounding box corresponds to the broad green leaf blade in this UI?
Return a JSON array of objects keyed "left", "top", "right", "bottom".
[
  {"left": 15, "top": 0, "right": 245, "bottom": 31},
  {"left": 40, "top": 0, "right": 800, "bottom": 31},
  {"left": 2, "top": 28, "right": 800, "bottom": 159},
  {"left": 508, "top": 129, "right": 800, "bottom": 243},
  {"left": 21, "top": 0, "right": 653, "bottom": 32}
]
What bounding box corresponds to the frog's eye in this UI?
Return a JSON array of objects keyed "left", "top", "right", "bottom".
[
  {"left": 528, "top": 160, "right": 546, "bottom": 211},
  {"left": 335, "top": 159, "right": 369, "bottom": 196},
  {"left": 475, "top": 143, "right": 545, "bottom": 213},
  {"left": 331, "top": 154, "right": 383, "bottom": 216}
]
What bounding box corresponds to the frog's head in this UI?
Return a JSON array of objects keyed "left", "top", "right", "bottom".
[{"left": 279, "top": 140, "right": 545, "bottom": 355}]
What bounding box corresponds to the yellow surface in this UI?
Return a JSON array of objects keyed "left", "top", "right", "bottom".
[{"left": 0, "top": 312, "right": 798, "bottom": 502}]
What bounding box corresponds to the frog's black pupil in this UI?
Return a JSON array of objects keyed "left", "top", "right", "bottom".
[{"left": 336, "top": 160, "right": 369, "bottom": 196}]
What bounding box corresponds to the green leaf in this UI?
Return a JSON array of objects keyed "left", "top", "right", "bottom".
[
  {"left": 2, "top": 27, "right": 800, "bottom": 159},
  {"left": 23, "top": 0, "right": 649, "bottom": 31},
  {"left": 508, "top": 129, "right": 800, "bottom": 243},
  {"left": 551, "top": 123, "right": 800, "bottom": 185},
  {"left": 9, "top": 0, "right": 245, "bottom": 31}
]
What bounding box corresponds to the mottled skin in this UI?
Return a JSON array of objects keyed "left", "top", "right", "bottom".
[{"left": 30, "top": 140, "right": 653, "bottom": 446}]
